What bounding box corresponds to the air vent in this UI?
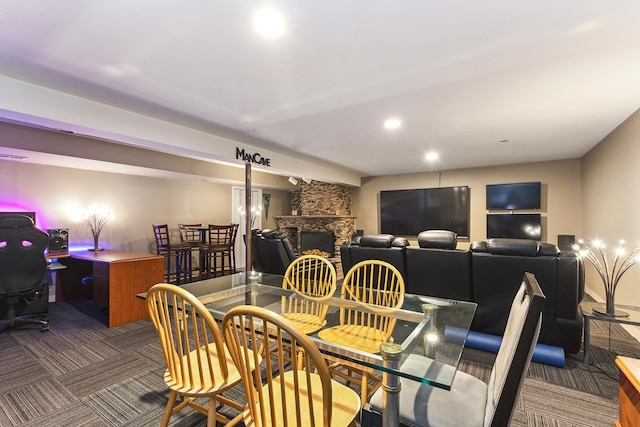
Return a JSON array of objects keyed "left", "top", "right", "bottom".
[{"left": 0, "top": 154, "right": 27, "bottom": 160}]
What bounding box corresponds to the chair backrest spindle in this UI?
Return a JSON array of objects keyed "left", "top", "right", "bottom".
[
  {"left": 340, "top": 260, "right": 405, "bottom": 340},
  {"left": 223, "top": 306, "right": 353, "bottom": 427},
  {"left": 280, "top": 254, "right": 337, "bottom": 335},
  {"left": 147, "top": 283, "right": 230, "bottom": 392}
]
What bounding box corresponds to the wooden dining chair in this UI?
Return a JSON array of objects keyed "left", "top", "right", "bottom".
[
  {"left": 281, "top": 254, "right": 337, "bottom": 334},
  {"left": 200, "top": 224, "right": 238, "bottom": 279},
  {"left": 366, "top": 272, "right": 546, "bottom": 427},
  {"left": 146, "top": 283, "right": 260, "bottom": 427},
  {"left": 152, "top": 224, "right": 193, "bottom": 284},
  {"left": 222, "top": 305, "right": 361, "bottom": 427},
  {"left": 317, "top": 259, "right": 405, "bottom": 408}
]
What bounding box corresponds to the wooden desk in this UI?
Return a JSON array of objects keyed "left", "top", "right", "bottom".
[
  {"left": 58, "top": 250, "right": 164, "bottom": 327},
  {"left": 616, "top": 356, "right": 640, "bottom": 427}
]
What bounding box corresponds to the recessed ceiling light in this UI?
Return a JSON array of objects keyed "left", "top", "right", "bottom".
[
  {"left": 425, "top": 152, "right": 439, "bottom": 161},
  {"left": 384, "top": 118, "right": 402, "bottom": 130},
  {"left": 253, "top": 8, "right": 285, "bottom": 38}
]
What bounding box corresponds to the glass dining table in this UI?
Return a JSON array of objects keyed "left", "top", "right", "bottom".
[{"left": 138, "top": 271, "right": 477, "bottom": 427}]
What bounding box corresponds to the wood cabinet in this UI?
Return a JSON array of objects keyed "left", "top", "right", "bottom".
[
  {"left": 616, "top": 356, "right": 640, "bottom": 427},
  {"left": 58, "top": 250, "right": 164, "bottom": 327}
]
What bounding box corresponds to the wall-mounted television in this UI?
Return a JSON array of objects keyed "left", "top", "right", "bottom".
[
  {"left": 486, "top": 182, "right": 541, "bottom": 210},
  {"left": 487, "top": 214, "right": 541, "bottom": 240},
  {"left": 380, "top": 186, "right": 469, "bottom": 237}
]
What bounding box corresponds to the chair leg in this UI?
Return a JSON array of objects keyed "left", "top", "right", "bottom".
[
  {"left": 0, "top": 305, "right": 50, "bottom": 333},
  {"left": 40, "top": 314, "right": 50, "bottom": 332},
  {"left": 173, "top": 253, "right": 182, "bottom": 285},
  {"left": 213, "top": 251, "right": 218, "bottom": 277},
  {"left": 182, "top": 250, "right": 193, "bottom": 283},
  {"left": 207, "top": 396, "right": 216, "bottom": 427},
  {"left": 361, "top": 371, "right": 370, "bottom": 408},
  {"left": 162, "top": 254, "right": 170, "bottom": 282},
  {"left": 199, "top": 251, "right": 207, "bottom": 279},
  {"left": 230, "top": 250, "right": 236, "bottom": 274},
  {"left": 161, "top": 390, "right": 178, "bottom": 427}
]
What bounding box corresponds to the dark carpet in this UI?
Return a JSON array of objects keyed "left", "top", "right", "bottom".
[{"left": 0, "top": 300, "right": 638, "bottom": 426}]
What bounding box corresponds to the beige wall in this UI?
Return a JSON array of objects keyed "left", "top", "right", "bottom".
[
  {"left": 581, "top": 108, "right": 640, "bottom": 305},
  {"left": 353, "top": 159, "right": 581, "bottom": 248},
  {"left": 260, "top": 190, "right": 291, "bottom": 230},
  {"left": 0, "top": 160, "right": 290, "bottom": 260},
  {"left": 5, "top": 106, "right": 640, "bottom": 306}
]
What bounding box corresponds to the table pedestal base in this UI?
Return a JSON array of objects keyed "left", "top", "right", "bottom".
[
  {"left": 592, "top": 305, "right": 630, "bottom": 318},
  {"left": 380, "top": 342, "right": 403, "bottom": 427}
]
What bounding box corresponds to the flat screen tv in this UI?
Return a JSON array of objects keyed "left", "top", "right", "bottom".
[
  {"left": 380, "top": 186, "right": 469, "bottom": 237},
  {"left": 486, "top": 214, "right": 541, "bottom": 240},
  {"left": 486, "top": 182, "right": 541, "bottom": 210}
]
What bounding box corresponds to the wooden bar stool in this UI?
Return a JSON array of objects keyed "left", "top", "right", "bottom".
[
  {"left": 178, "top": 223, "right": 203, "bottom": 280},
  {"left": 199, "top": 224, "right": 238, "bottom": 278},
  {"left": 152, "top": 224, "right": 193, "bottom": 284}
]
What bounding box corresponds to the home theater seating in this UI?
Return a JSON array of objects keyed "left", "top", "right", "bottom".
[
  {"left": 250, "top": 229, "right": 299, "bottom": 276},
  {"left": 340, "top": 230, "right": 585, "bottom": 355}
]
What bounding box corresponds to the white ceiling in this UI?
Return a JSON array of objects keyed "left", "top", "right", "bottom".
[{"left": 1, "top": 1, "right": 640, "bottom": 180}]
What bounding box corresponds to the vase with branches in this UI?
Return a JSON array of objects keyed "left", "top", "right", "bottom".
[
  {"left": 574, "top": 239, "right": 640, "bottom": 317},
  {"left": 239, "top": 205, "right": 262, "bottom": 229},
  {"left": 84, "top": 210, "right": 112, "bottom": 251}
]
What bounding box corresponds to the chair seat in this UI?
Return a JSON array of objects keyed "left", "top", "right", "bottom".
[
  {"left": 238, "top": 370, "right": 361, "bottom": 427},
  {"left": 318, "top": 324, "right": 390, "bottom": 354},
  {"left": 281, "top": 312, "right": 327, "bottom": 334},
  {"left": 159, "top": 242, "right": 192, "bottom": 253},
  {"left": 164, "top": 343, "right": 253, "bottom": 396},
  {"left": 368, "top": 354, "right": 488, "bottom": 427}
]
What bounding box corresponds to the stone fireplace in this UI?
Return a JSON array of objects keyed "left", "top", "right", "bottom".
[{"left": 274, "top": 181, "right": 356, "bottom": 261}]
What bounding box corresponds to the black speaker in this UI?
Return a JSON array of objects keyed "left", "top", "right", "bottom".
[
  {"left": 47, "top": 228, "right": 69, "bottom": 254},
  {"left": 557, "top": 234, "right": 575, "bottom": 253}
]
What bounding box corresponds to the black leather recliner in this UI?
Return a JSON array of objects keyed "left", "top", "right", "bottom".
[
  {"left": 340, "top": 232, "right": 584, "bottom": 354},
  {"left": 0, "top": 214, "right": 50, "bottom": 332},
  {"left": 471, "top": 238, "right": 584, "bottom": 354},
  {"left": 252, "top": 229, "right": 298, "bottom": 275},
  {"left": 341, "top": 234, "right": 410, "bottom": 280},
  {"left": 405, "top": 230, "right": 472, "bottom": 300}
]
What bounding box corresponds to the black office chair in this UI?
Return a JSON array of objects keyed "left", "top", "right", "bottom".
[{"left": 0, "top": 214, "right": 51, "bottom": 333}]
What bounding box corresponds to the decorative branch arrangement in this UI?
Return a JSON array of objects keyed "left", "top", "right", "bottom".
[
  {"left": 239, "top": 205, "right": 263, "bottom": 229},
  {"left": 83, "top": 209, "right": 112, "bottom": 251},
  {"left": 574, "top": 239, "right": 640, "bottom": 317}
]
